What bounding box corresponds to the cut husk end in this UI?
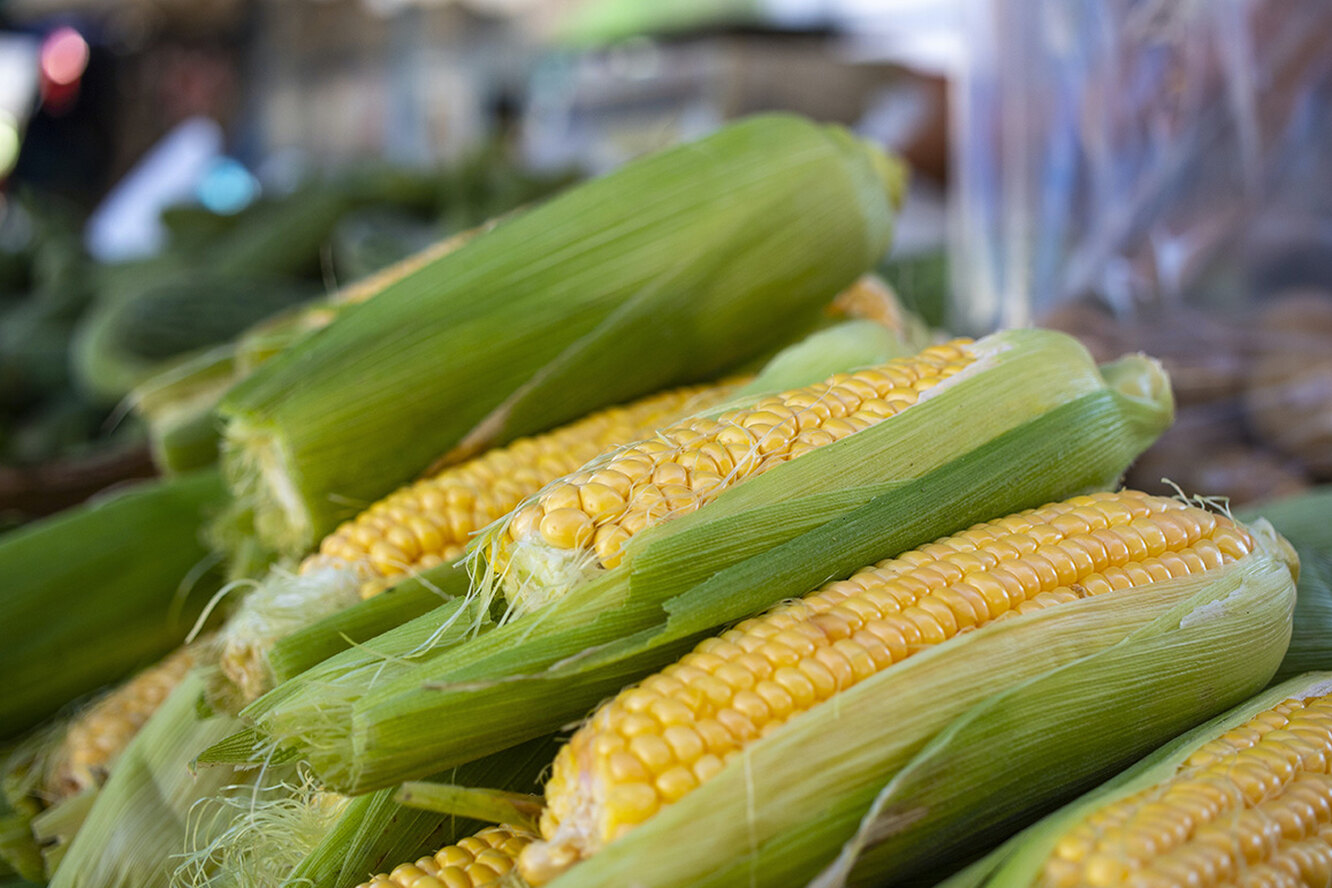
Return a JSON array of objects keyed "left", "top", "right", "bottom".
[
  {"left": 221, "top": 418, "right": 314, "bottom": 557},
  {"left": 536, "top": 519, "right": 1295, "bottom": 888}
]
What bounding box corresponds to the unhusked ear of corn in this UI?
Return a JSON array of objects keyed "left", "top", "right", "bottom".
[
  {"left": 503, "top": 495, "right": 1296, "bottom": 888},
  {"left": 0, "top": 469, "right": 226, "bottom": 738},
  {"left": 222, "top": 328, "right": 1174, "bottom": 796},
  {"left": 130, "top": 220, "right": 494, "bottom": 476},
  {"left": 947, "top": 671, "right": 1332, "bottom": 888},
  {"left": 1240, "top": 486, "right": 1332, "bottom": 681},
  {"left": 219, "top": 114, "right": 906, "bottom": 558}
]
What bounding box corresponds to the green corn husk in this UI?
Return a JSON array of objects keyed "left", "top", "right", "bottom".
[
  {"left": 216, "top": 328, "right": 1175, "bottom": 794},
  {"left": 942, "top": 671, "right": 1332, "bottom": 888},
  {"left": 0, "top": 469, "right": 226, "bottom": 738},
  {"left": 183, "top": 735, "right": 559, "bottom": 888},
  {"left": 47, "top": 671, "right": 282, "bottom": 888},
  {"left": 1239, "top": 485, "right": 1332, "bottom": 680},
  {"left": 537, "top": 519, "right": 1298, "bottom": 888},
  {"left": 218, "top": 114, "right": 906, "bottom": 559},
  {"left": 218, "top": 318, "right": 925, "bottom": 703}
]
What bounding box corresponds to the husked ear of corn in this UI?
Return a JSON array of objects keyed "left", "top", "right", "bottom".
[
  {"left": 219, "top": 114, "right": 905, "bottom": 558},
  {"left": 217, "top": 317, "right": 921, "bottom": 704},
  {"left": 222, "top": 329, "right": 1175, "bottom": 796},
  {"left": 1240, "top": 486, "right": 1332, "bottom": 681},
  {"left": 0, "top": 469, "right": 225, "bottom": 738},
  {"left": 948, "top": 671, "right": 1332, "bottom": 888},
  {"left": 505, "top": 494, "right": 1296, "bottom": 888}
]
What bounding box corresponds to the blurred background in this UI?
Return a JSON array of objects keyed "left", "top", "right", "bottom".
[{"left": 0, "top": 0, "right": 1329, "bottom": 526}]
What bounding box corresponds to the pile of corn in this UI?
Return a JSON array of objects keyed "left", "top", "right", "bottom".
[{"left": 0, "top": 114, "right": 1328, "bottom": 888}]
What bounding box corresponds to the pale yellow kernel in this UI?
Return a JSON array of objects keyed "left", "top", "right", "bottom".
[
  {"left": 655, "top": 766, "right": 699, "bottom": 802},
  {"left": 605, "top": 782, "right": 660, "bottom": 825},
  {"left": 539, "top": 508, "right": 594, "bottom": 549}
]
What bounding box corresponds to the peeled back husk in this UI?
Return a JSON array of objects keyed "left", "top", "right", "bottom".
[{"left": 222, "top": 328, "right": 1175, "bottom": 795}]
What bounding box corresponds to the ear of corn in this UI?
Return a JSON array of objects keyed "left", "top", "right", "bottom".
[
  {"left": 1240, "top": 486, "right": 1332, "bottom": 681},
  {"left": 215, "top": 379, "right": 744, "bottom": 703},
  {"left": 217, "top": 318, "right": 919, "bottom": 705},
  {"left": 224, "top": 329, "right": 1174, "bottom": 795},
  {"left": 946, "top": 671, "right": 1332, "bottom": 888},
  {"left": 0, "top": 469, "right": 226, "bottom": 738},
  {"left": 219, "top": 115, "right": 905, "bottom": 558},
  {"left": 46, "top": 670, "right": 286, "bottom": 888},
  {"left": 512, "top": 501, "right": 1295, "bottom": 888}
]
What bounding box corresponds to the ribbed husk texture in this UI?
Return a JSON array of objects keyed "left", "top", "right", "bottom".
[
  {"left": 0, "top": 469, "right": 226, "bottom": 738},
  {"left": 1240, "top": 486, "right": 1332, "bottom": 681}
]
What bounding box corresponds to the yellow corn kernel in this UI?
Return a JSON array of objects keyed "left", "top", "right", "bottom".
[{"left": 519, "top": 491, "right": 1253, "bottom": 883}]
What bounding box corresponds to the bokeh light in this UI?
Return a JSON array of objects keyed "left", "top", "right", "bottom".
[
  {"left": 40, "top": 27, "right": 89, "bottom": 87},
  {"left": 0, "top": 110, "right": 20, "bottom": 178},
  {"left": 198, "top": 157, "right": 260, "bottom": 214}
]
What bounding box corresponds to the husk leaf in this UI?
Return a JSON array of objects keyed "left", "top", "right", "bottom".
[
  {"left": 1239, "top": 485, "right": 1332, "bottom": 680},
  {"left": 48, "top": 671, "right": 284, "bottom": 888},
  {"left": 0, "top": 470, "right": 227, "bottom": 737}
]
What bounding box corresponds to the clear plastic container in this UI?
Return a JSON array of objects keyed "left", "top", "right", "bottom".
[{"left": 952, "top": 0, "right": 1332, "bottom": 503}]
